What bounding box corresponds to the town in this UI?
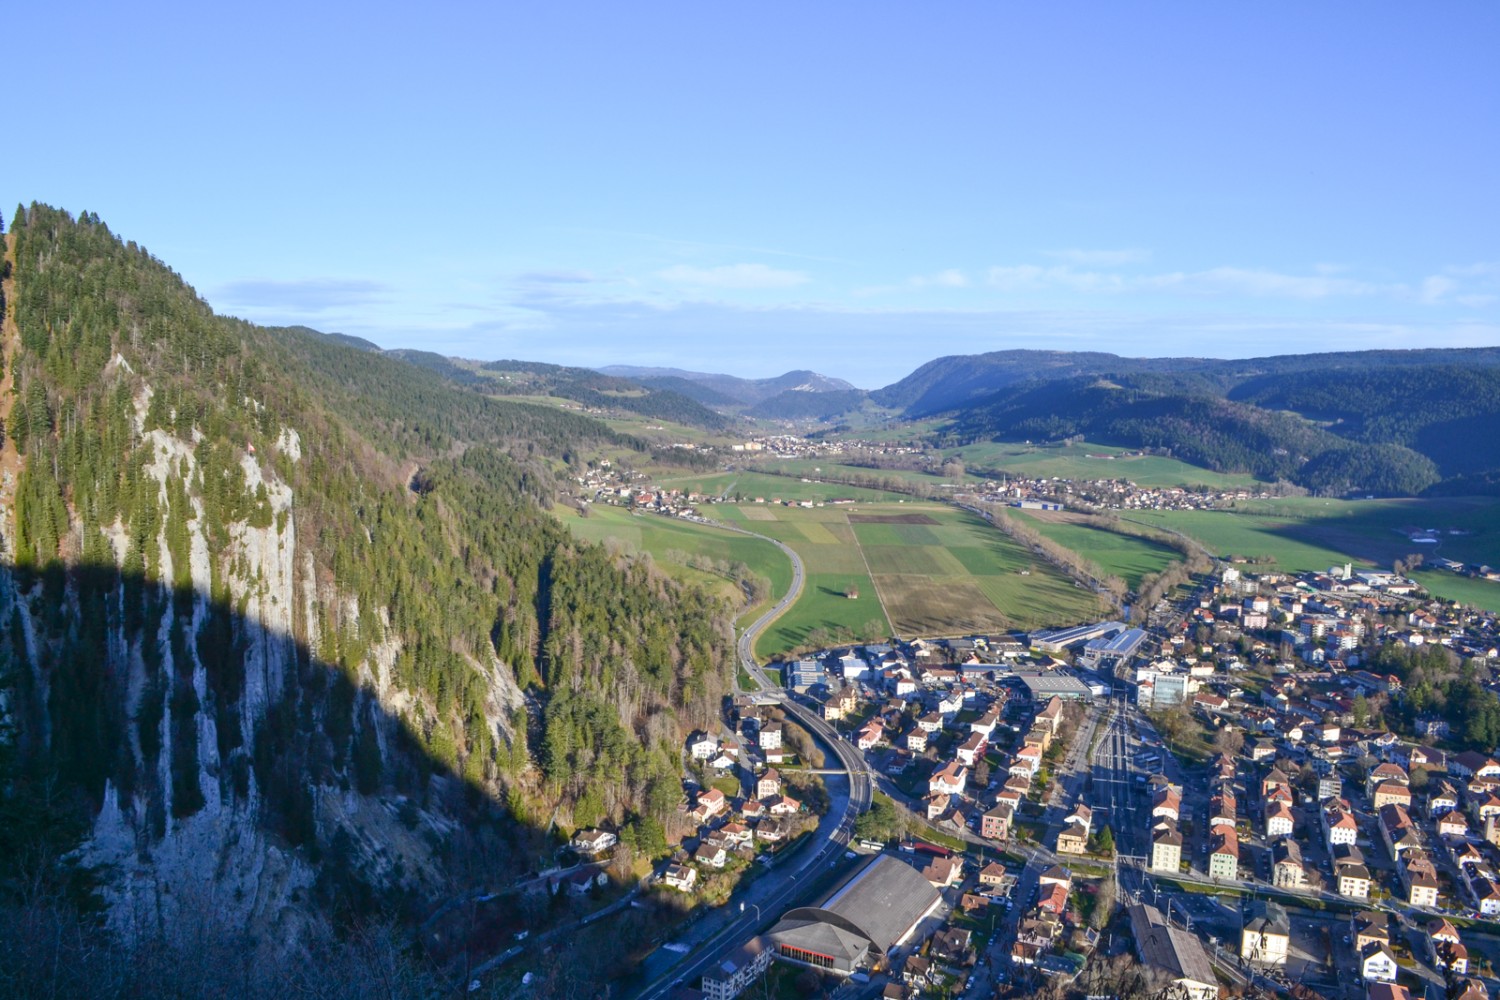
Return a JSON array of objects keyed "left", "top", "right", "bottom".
[{"left": 611, "top": 553, "right": 1500, "bottom": 1000}]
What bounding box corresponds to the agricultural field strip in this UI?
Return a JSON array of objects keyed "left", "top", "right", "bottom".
[
  {"left": 1123, "top": 499, "right": 1500, "bottom": 612},
  {"left": 1009, "top": 510, "right": 1183, "bottom": 591}
]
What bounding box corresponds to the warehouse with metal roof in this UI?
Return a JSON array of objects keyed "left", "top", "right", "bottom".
[
  {"left": 763, "top": 854, "right": 942, "bottom": 975},
  {"left": 1014, "top": 670, "right": 1093, "bottom": 702}
]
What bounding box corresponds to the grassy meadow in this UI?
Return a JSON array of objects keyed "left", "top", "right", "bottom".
[
  {"left": 710, "top": 501, "right": 1104, "bottom": 657},
  {"left": 651, "top": 470, "right": 909, "bottom": 503},
  {"left": 938, "top": 440, "right": 1264, "bottom": 489},
  {"left": 1126, "top": 495, "right": 1500, "bottom": 612},
  {"left": 556, "top": 504, "right": 794, "bottom": 626},
  {"left": 1010, "top": 509, "right": 1184, "bottom": 590}
]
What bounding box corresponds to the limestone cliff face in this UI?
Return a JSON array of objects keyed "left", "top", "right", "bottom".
[
  {"left": 0, "top": 385, "right": 520, "bottom": 952},
  {"left": 0, "top": 206, "right": 733, "bottom": 973}
]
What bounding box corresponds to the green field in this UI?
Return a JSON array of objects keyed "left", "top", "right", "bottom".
[
  {"left": 651, "top": 470, "right": 909, "bottom": 503},
  {"left": 711, "top": 501, "right": 1104, "bottom": 656},
  {"left": 556, "top": 504, "right": 794, "bottom": 625},
  {"left": 1126, "top": 496, "right": 1500, "bottom": 612},
  {"left": 938, "top": 440, "right": 1264, "bottom": 489},
  {"left": 1011, "top": 510, "right": 1183, "bottom": 590},
  {"left": 759, "top": 457, "right": 969, "bottom": 490}
]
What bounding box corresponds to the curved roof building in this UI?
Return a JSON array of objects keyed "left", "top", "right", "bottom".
[{"left": 764, "top": 854, "right": 943, "bottom": 975}]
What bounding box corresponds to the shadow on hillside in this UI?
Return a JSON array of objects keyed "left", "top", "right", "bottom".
[{"left": 0, "top": 563, "right": 677, "bottom": 1000}]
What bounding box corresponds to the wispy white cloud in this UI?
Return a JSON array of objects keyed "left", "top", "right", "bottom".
[
  {"left": 369, "top": 292, "right": 1500, "bottom": 388},
  {"left": 553, "top": 226, "right": 849, "bottom": 264},
  {"left": 657, "top": 262, "right": 810, "bottom": 289},
  {"left": 986, "top": 263, "right": 1375, "bottom": 299},
  {"left": 1447, "top": 261, "right": 1500, "bottom": 280},
  {"left": 909, "top": 269, "right": 969, "bottom": 288},
  {"left": 986, "top": 265, "right": 1130, "bottom": 293},
  {"left": 1419, "top": 275, "right": 1458, "bottom": 304},
  {"left": 516, "top": 269, "right": 601, "bottom": 285},
  {"left": 1142, "top": 267, "right": 1376, "bottom": 299},
  {"left": 217, "top": 277, "right": 389, "bottom": 312},
  {"left": 1043, "top": 248, "right": 1151, "bottom": 266}
]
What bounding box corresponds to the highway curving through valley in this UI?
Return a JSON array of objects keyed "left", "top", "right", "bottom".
[{"left": 633, "top": 521, "right": 878, "bottom": 1000}]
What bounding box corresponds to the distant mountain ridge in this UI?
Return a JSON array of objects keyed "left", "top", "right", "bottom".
[
  {"left": 913, "top": 348, "right": 1500, "bottom": 497},
  {"left": 874, "top": 346, "right": 1500, "bottom": 418},
  {"left": 598, "top": 364, "right": 860, "bottom": 407}
]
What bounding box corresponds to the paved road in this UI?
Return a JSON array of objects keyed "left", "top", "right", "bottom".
[
  {"left": 706, "top": 519, "right": 804, "bottom": 684},
  {"left": 630, "top": 528, "right": 878, "bottom": 1000}
]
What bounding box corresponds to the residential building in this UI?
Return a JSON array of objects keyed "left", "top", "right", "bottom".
[
  {"left": 702, "top": 936, "right": 774, "bottom": 1000},
  {"left": 663, "top": 863, "right": 697, "bottom": 892},
  {"left": 1241, "top": 900, "right": 1291, "bottom": 966},
  {"left": 929, "top": 762, "right": 968, "bottom": 796},
  {"left": 1360, "top": 942, "right": 1398, "bottom": 983},
  {"left": 1057, "top": 827, "right": 1087, "bottom": 855},
  {"left": 1401, "top": 853, "right": 1440, "bottom": 908},
  {"left": 1324, "top": 803, "right": 1359, "bottom": 847},
  {"left": 1151, "top": 825, "right": 1183, "bottom": 873},
  {"left": 1372, "top": 782, "right": 1412, "bottom": 810},
  {"left": 1352, "top": 911, "right": 1389, "bottom": 954},
  {"left": 978, "top": 861, "right": 1008, "bottom": 888},
  {"left": 1265, "top": 801, "right": 1296, "bottom": 840},
  {"left": 571, "top": 828, "right": 618, "bottom": 856},
  {"left": 1272, "top": 839, "right": 1307, "bottom": 889},
  {"left": 688, "top": 731, "right": 718, "bottom": 760},
  {"left": 981, "top": 803, "right": 1012, "bottom": 840},
  {"left": 1209, "top": 830, "right": 1239, "bottom": 880}
]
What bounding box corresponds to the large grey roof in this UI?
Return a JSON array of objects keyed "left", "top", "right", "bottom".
[
  {"left": 765, "top": 915, "right": 871, "bottom": 965},
  {"left": 1129, "top": 903, "right": 1216, "bottom": 989},
  {"left": 767, "top": 855, "right": 941, "bottom": 963},
  {"left": 822, "top": 854, "right": 942, "bottom": 952}
]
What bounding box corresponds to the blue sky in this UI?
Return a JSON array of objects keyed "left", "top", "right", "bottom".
[{"left": 10, "top": 2, "right": 1499, "bottom": 387}]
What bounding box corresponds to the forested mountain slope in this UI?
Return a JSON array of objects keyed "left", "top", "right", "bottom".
[
  {"left": 0, "top": 205, "right": 734, "bottom": 994},
  {"left": 882, "top": 347, "right": 1500, "bottom": 497},
  {"left": 876, "top": 346, "right": 1500, "bottom": 419},
  {"left": 474, "top": 358, "right": 732, "bottom": 430},
  {"left": 600, "top": 364, "right": 860, "bottom": 410},
  {"left": 946, "top": 374, "right": 1444, "bottom": 495}
]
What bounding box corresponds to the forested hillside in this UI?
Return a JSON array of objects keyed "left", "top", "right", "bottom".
[
  {"left": 898, "top": 350, "right": 1500, "bottom": 497},
  {"left": 948, "top": 375, "right": 1443, "bottom": 496},
  {"left": 1227, "top": 365, "right": 1500, "bottom": 478},
  {"left": 600, "top": 364, "right": 860, "bottom": 410},
  {"left": 0, "top": 205, "right": 735, "bottom": 994},
  {"left": 474, "top": 358, "right": 732, "bottom": 430}
]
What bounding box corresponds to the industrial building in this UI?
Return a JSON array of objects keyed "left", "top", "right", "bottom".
[
  {"left": 1014, "top": 670, "right": 1093, "bottom": 702},
  {"left": 1029, "top": 620, "right": 1127, "bottom": 654},
  {"left": 1078, "top": 627, "right": 1149, "bottom": 673},
  {"left": 783, "top": 658, "right": 824, "bottom": 689},
  {"left": 763, "top": 854, "right": 942, "bottom": 976}
]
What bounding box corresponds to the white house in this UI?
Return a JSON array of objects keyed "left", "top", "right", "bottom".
[
  {"left": 1360, "top": 943, "right": 1398, "bottom": 982},
  {"left": 663, "top": 863, "right": 697, "bottom": 892},
  {"left": 929, "top": 762, "right": 968, "bottom": 796}
]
